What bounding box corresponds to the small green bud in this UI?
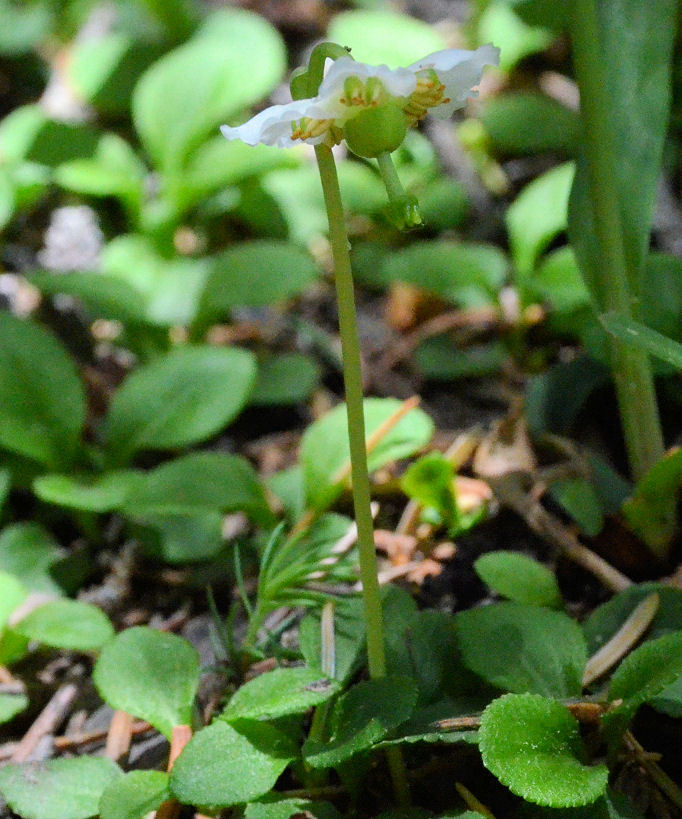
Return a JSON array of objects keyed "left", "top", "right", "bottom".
[
  {"left": 385, "top": 195, "right": 423, "bottom": 231},
  {"left": 343, "top": 103, "right": 407, "bottom": 159}
]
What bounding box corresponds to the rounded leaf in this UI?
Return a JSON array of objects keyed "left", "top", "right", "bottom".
[
  {"left": 93, "top": 627, "right": 200, "bottom": 739},
  {"left": 103, "top": 345, "right": 256, "bottom": 464},
  {"left": 170, "top": 719, "right": 296, "bottom": 807},
  {"left": 480, "top": 693, "right": 608, "bottom": 807},
  {"left": 0, "top": 571, "right": 26, "bottom": 631},
  {"left": 456, "top": 601, "right": 586, "bottom": 697},
  {"left": 199, "top": 241, "right": 320, "bottom": 319},
  {"left": 14, "top": 599, "right": 114, "bottom": 652},
  {"left": 474, "top": 551, "right": 562, "bottom": 608}
]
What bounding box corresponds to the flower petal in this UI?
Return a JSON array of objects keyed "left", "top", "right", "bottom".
[
  {"left": 221, "top": 99, "right": 318, "bottom": 148},
  {"left": 409, "top": 45, "right": 500, "bottom": 118}
]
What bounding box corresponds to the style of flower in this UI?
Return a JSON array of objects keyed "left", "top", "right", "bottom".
[{"left": 220, "top": 45, "right": 500, "bottom": 152}]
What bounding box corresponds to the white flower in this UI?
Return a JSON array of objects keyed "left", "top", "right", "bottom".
[{"left": 220, "top": 45, "right": 500, "bottom": 150}]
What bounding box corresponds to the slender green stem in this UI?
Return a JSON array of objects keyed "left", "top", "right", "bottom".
[
  {"left": 315, "top": 143, "right": 410, "bottom": 805},
  {"left": 376, "top": 152, "right": 407, "bottom": 201},
  {"left": 314, "top": 143, "right": 386, "bottom": 679},
  {"left": 570, "top": 0, "right": 665, "bottom": 484}
]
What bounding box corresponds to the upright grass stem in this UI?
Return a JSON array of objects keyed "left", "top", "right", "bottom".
[{"left": 570, "top": 0, "right": 665, "bottom": 484}]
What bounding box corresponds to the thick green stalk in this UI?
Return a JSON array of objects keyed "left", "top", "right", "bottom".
[
  {"left": 571, "top": 0, "right": 665, "bottom": 483},
  {"left": 314, "top": 143, "right": 386, "bottom": 680}
]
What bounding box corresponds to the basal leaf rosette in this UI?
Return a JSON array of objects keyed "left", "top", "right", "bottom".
[{"left": 220, "top": 46, "right": 499, "bottom": 157}]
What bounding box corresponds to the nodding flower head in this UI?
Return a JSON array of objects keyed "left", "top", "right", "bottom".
[{"left": 220, "top": 45, "right": 500, "bottom": 157}]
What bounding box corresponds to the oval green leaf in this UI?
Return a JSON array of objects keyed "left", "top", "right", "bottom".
[
  {"left": 456, "top": 601, "right": 586, "bottom": 697},
  {"left": 198, "top": 242, "right": 320, "bottom": 322},
  {"left": 133, "top": 9, "right": 285, "bottom": 172},
  {"left": 474, "top": 551, "right": 562, "bottom": 608},
  {"left": 93, "top": 627, "right": 200, "bottom": 739},
  {"left": 0, "top": 313, "right": 85, "bottom": 469},
  {"left": 170, "top": 719, "right": 296, "bottom": 807},
  {"left": 480, "top": 693, "right": 608, "bottom": 807},
  {"left": 0, "top": 523, "right": 63, "bottom": 594},
  {"left": 14, "top": 599, "right": 114, "bottom": 652},
  {"left": 222, "top": 667, "right": 339, "bottom": 722},
  {"left": 103, "top": 345, "right": 256, "bottom": 465},
  {"left": 33, "top": 470, "right": 143, "bottom": 513}
]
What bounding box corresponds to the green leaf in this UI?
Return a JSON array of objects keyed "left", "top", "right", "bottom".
[
  {"left": 299, "top": 596, "right": 367, "bottom": 686},
  {"left": 121, "top": 452, "right": 271, "bottom": 525},
  {"left": 525, "top": 354, "right": 609, "bottom": 435},
  {"left": 506, "top": 162, "right": 574, "bottom": 282},
  {"left": 415, "top": 338, "right": 507, "bottom": 381},
  {"left": 0, "top": 692, "right": 28, "bottom": 724},
  {"left": 103, "top": 345, "right": 256, "bottom": 464},
  {"left": 100, "top": 234, "right": 210, "bottom": 326},
  {"left": 0, "top": 1, "right": 52, "bottom": 56},
  {"left": 0, "top": 523, "right": 63, "bottom": 594},
  {"left": 478, "top": 2, "right": 553, "bottom": 72},
  {"left": 0, "top": 571, "right": 26, "bottom": 630},
  {"left": 456, "top": 601, "right": 586, "bottom": 697},
  {"left": 301, "top": 397, "right": 434, "bottom": 511},
  {"left": 222, "top": 667, "right": 339, "bottom": 722},
  {"left": 93, "top": 627, "right": 200, "bottom": 738},
  {"left": 548, "top": 477, "right": 604, "bottom": 537},
  {"left": 327, "top": 10, "right": 446, "bottom": 67},
  {"left": 0, "top": 105, "right": 98, "bottom": 166},
  {"left": 245, "top": 797, "right": 341, "bottom": 819},
  {"left": 479, "top": 693, "right": 608, "bottom": 807},
  {"left": 197, "top": 241, "right": 320, "bottom": 322},
  {"left": 0, "top": 313, "right": 85, "bottom": 469},
  {"left": 606, "top": 631, "right": 682, "bottom": 728},
  {"left": 0, "top": 757, "right": 122, "bottom": 819},
  {"left": 622, "top": 450, "right": 682, "bottom": 554},
  {"left": 379, "top": 241, "right": 508, "bottom": 306},
  {"left": 482, "top": 92, "right": 580, "bottom": 155},
  {"left": 30, "top": 272, "right": 149, "bottom": 326},
  {"left": 133, "top": 9, "right": 285, "bottom": 172},
  {"left": 530, "top": 246, "right": 591, "bottom": 321},
  {"left": 400, "top": 452, "right": 456, "bottom": 529},
  {"left": 68, "top": 34, "right": 160, "bottom": 115},
  {"left": 303, "top": 676, "right": 419, "bottom": 768},
  {"left": 568, "top": 0, "right": 676, "bottom": 303},
  {"left": 474, "top": 551, "right": 562, "bottom": 608},
  {"left": 99, "top": 770, "right": 170, "bottom": 819},
  {"left": 55, "top": 133, "right": 145, "bottom": 212},
  {"left": 135, "top": 510, "right": 224, "bottom": 564},
  {"left": 14, "top": 600, "right": 114, "bottom": 652},
  {"left": 170, "top": 719, "right": 296, "bottom": 807},
  {"left": 182, "top": 138, "right": 298, "bottom": 206},
  {"left": 250, "top": 353, "right": 319, "bottom": 405},
  {"left": 601, "top": 312, "right": 682, "bottom": 370},
  {"left": 33, "top": 470, "right": 142, "bottom": 513}
]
